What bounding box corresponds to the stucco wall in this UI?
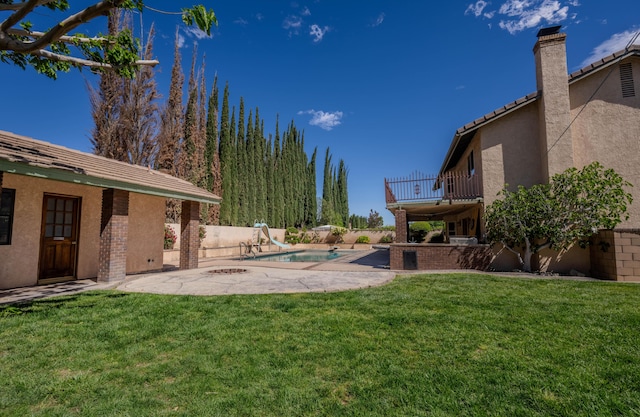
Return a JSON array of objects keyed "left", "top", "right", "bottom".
[
  {"left": 478, "top": 103, "right": 543, "bottom": 207},
  {"left": 169, "top": 224, "right": 395, "bottom": 249},
  {"left": 0, "top": 174, "right": 102, "bottom": 289},
  {"left": 126, "top": 193, "right": 165, "bottom": 274},
  {"left": 0, "top": 174, "right": 169, "bottom": 289},
  {"left": 569, "top": 56, "right": 640, "bottom": 228}
]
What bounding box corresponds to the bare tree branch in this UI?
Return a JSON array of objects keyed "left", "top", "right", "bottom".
[
  {"left": 0, "top": 1, "right": 55, "bottom": 12},
  {"left": 7, "top": 28, "right": 110, "bottom": 45},
  {"left": 32, "top": 48, "right": 158, "bottom": 69},
  {"left": 0, "top": 0, "right": 43, "bottom": 32},
  {"left": 4, "top": 1, "right": 127, "bottom": 53}
]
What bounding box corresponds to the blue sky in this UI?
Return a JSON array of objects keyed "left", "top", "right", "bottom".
[{"left": 2, "top": 1, "right": 640, "bottom": 226}]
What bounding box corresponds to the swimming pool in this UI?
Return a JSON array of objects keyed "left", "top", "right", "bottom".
[{"left": 254, "top": 250, "right": 342, "bottom": 262}]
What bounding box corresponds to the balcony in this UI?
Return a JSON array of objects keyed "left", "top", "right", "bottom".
[{"left": 385, "top": 171, "right": 481, "bottom": 205}]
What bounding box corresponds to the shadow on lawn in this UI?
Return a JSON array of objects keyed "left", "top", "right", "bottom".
[{"left": 0, "top": 291, "right": 130, "bottom": 316}]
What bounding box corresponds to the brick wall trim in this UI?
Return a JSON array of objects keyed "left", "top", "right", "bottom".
[
  {"left": 97, "top": 189, "right": 130, "bottom": 282},
  {"left": 180, "top": 200, "right": 200, "bottom": 270}
]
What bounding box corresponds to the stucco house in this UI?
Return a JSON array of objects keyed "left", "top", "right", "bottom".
[
  {"left": 0, "top": 130, "right": 221, "bottom": 289},
  {"left": 385, "top": 26, "right": 640, "bottom": 280}
]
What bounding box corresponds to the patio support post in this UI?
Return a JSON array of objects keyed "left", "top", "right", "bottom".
[
  {"left": 180, "top": 200, "right": 200, "bottom": 270},
  {"left": 395, "top": 209, "right": 408, "bottom": 243},
  {"left": 98, "top": 189, "right": 130, "bottom": 282}
]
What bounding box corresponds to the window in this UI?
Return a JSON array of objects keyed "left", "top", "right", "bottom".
[
  {"left": 620, "top": 62, "right": 635, "bottom": 98},
  {"left": 448, "top": 222, "right": 456, "bottom": 237},
  {"left": 467, "top": 151, "right": 475, "bottom": 176},
  {"left": 0, "top": 188, "right": 16, "bottom": 245}
]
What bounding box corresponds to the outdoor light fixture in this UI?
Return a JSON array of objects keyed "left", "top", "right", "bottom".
[{"left": 414, "top": 184, "right": 420, "bottom": 195}]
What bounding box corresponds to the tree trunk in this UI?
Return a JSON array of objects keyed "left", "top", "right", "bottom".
[{"left": 522, "top": 238, "right": 533, "bottom": 272}]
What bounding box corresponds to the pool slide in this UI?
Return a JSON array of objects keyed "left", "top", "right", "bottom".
[{"left": 254, "top": 223, "right": 291, "bottom": 249}]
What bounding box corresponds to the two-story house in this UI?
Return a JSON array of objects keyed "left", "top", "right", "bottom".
[{"left": 385, "top": 26, "right": 640, "bottom": 280}]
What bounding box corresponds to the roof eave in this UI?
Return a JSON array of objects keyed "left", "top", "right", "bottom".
[
  {"left": 437, "top": 92, "right": 540, "bottom": 178},
  {"left": 0, "top": 159, "right": 221, "bottom": 205}
]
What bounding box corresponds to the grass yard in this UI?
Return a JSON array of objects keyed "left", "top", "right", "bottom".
[{"left": 1, "top": 274, "right": 640, "bottom": 416}]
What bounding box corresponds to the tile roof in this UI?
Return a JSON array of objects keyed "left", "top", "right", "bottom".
[
  {"left": 0, "top": 130, "right": 221, "bottom": 204},
  {"left": 438, "top": 45, "right": 640, "bottom": 176}
]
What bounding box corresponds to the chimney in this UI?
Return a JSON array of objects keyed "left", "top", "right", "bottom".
[{"left": 533, "top": 26, "right": 574, "bottom": 182}]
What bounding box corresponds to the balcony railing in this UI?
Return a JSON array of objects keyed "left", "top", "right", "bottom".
[{"left": 385, "top": 171, "right": 481, "bottom": 204}]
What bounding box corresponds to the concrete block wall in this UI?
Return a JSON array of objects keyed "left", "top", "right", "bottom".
[{"left": 591, "top": 229, "right": 640, "bottom": 281}]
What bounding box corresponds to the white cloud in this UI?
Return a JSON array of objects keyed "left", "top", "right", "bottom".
[
  {"left": 283, "top": 15, "right": 303, "bottom": 30},
  {"left": 301, "top": 7, "right": 311, "bottom": 16},
  {"left": 580, "top": 29, "right": 640, "bottom": 68},
  {"left": 298, "top": 110, "right": 343, "bottom": 130},
  {"left": 184, "top": 26, "right": 211, "bottom": 40},
  {"left": 371, "top": 12, "right": 385, "bottom": 27},
  {"left": 465, "top": 1, "right": 490, "bottom": 17},
  {"left": 309, "top": 24, "right": 329, "bottom": 42},
  {"left": 466, "top": 0, "right": 578, "bottom": 35},
  {"left": 234, "top": 17, "right": 248, "bottom": 25},
  {"left": 177, "top": 34, "right": 185, "bottom": 48}
]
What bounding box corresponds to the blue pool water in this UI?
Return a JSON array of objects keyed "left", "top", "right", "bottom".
[{"left": 255, "top": 250, "right": 342, "bottom": 262}]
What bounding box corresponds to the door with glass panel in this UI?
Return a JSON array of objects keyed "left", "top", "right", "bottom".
[{"left": 39, "top": 194, "right": 80, "bottom": 281}]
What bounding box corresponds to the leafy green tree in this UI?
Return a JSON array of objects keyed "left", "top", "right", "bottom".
[
  {"left": 485, "top": 162, "right": 633, "bottom": 272},
  {"left": 0, "top": 1, "right": 216, "bottom": 78}
]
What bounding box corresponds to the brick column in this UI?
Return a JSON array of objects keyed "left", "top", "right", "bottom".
[
  {"left": 98, "top": 189, "right": 129, "bottom": 282},
  {"left": 395, "top": 209, "right": 408, "bottom": 243},
  {"left": 0, "top": 171, "right": 3, "bottom": 198},
  {"left": 180, "top": 200, "right": 200, "bottom": 270}
]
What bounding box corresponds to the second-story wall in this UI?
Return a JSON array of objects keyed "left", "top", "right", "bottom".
[
  {"left": 477, "top": 103, "right": 543, "bottom": 207},
  {"left": 569, "top": 56, "right": 640, "bottom": 227}
]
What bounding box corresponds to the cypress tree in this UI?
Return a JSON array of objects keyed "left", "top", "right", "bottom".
[
  {"left": 337, "top": 159, "right": 349, "bottom": 226},
  {"left": 236, "top": 99, "right": 248, "bottom": 225},
  {"left": 181, "top": 45, "right": 199, "bottom": 184},
  {"left": 218, "top": 82, "right": 232, "bottom": 225},
  {"left": 306, "top": 147, "right": 318, "bottom": 227},
  {"left": 321, "top": 147, "right": 334, "bottom": 224},
  {"left": 229, "top": 106, "right": 238, "bottom": 225},
  {"left": 205, "top": 75, "right": 220, "bottom": 224}
]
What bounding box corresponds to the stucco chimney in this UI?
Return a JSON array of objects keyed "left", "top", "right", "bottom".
[{"left": 533, "top": 26, "right": 574, "bottom": 182}]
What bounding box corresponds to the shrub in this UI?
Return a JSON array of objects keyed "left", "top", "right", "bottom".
[
  {"left": 331, "top": 226, "right": 347, "bottom": 243},
  {"left": 164, "top": 225, "right": 177, "bottom": 249},
  {"left": 409, "top": 222, "right": 432, "bottom": 243},
  {"left": 355, "top": 235, "right": 370, "bottom": 244},
  {"left": 199, "top": 225, "right": 206, "bottom": 245},
  {"left": 285, "top": 227, "right": 300, "bottom": 245},
  {"left": 378, "top": 234, "right": 393, "bottom": 244}
]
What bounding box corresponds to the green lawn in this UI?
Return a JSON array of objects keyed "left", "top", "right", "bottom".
[{"left": 1, "top": 274, "right": 640, "bottom": 416}]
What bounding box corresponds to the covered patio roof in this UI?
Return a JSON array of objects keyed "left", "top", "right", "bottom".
[
  {"left": 0, "top": 130, "right": 221, "bottom": 204},
  {"left": 386, "top": 199, "right": 482, "bottom": 222}
]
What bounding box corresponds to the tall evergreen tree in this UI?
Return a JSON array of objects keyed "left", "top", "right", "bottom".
[
  {"left": 229, "top": 106, "right": 239, "bottom": 224},
  {"left": 218, "top": 82, "right": 233, "bottom": 225},
  {"left": 156, "top": 28, "right": 184, "bottom": 175},
  {"left": 337, "top": 159, "right": 349, "bottom": 226},
  {"left": 236, "top": 99, "right": 248, "bottom": 225},
  {"left": 305, "top": 147, "right": 318, "bottom": 227},
  {"left": 89, "top": 11, "right": 124, "bottom": 161},
  {"left": 180, "top": 45, "right": 199, "bottom": 184},
  {"left": 90, "top": 11, "right": 159, "bottom": 166},
  {"left": 321, "top": 147, "right": 334, "bottom": 224},
  {"left": 204, "top": 74, "right": 220, "bottom": 224}
]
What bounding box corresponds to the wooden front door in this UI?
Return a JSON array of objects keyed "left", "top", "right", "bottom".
[{"left": 39, "top": 194, "right": 80, "bottom": 282}]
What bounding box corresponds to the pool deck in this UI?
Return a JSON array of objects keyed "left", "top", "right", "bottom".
[
  {"left": 1, "top": 249, "right": 395, "bottom": 304},
  {"left": 0, "top": 249, "right": 601, "bottom": 305}
]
